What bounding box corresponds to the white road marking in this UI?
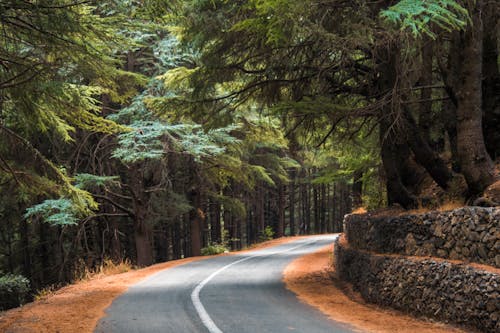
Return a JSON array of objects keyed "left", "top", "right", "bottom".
[{"left": 190, "top": 237, "right": 330, "bottom": 333}]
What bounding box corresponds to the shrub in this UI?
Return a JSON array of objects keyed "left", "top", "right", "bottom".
[
  {"left": 201, "top": 243, "right": 228, "bottom": 256},
  {"left": 258, "top": 226, "right": 275, "bottom": 242},
  {"left": 0, "top": 273, "right": 30, "bottom": 310}
]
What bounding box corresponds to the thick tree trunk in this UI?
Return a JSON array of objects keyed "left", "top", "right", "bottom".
[
  {"left": 189, "top": 189, "right": 203, "bottom": 257},
  {"left": 482, "top": 1, "right": 500, "bottom": 159},
  {"left": 403, "top": 108, "right": 453, "bottom": 189},
  {"left": 377, "top": 43, "right": 418, "bottom": 208},
  {"left": 419, "top": 37, "right": 433, "bottom": 144},
  {"left": 456, "top": 0, "right": 495, "bottom": 195},
  {"left": 380, "top": 122, "right": 419, "bottom": 208},
  {"left": 134, "top": 220, "right": 153, "bottom": 267}
]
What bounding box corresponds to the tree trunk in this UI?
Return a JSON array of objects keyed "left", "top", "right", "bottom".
[
  {"left": 456, "top": 0, "right": 495, "bottom": 195},
  {"left": 352, "top": 170, "right": 363, "bottom": 208},
  {"left": 380, "top": 123, "right": 418, "bottom": 208},
  {"left": 320, "top": 184, "right": 326, "bottom": 233},
  {"left": 189, "top": 189, "right": 203, "bottom": 257},
  {"left": 277, "top": 183, "right": 285, "bottom": 237},
  {"left": 377, "top": 43, "right": 418, "bottom": 208},
  {"left": 403, "top": 108, "right": 453, "bottom": 189},
  {"left": 482, "top": 1, "right": 500, "bottom": 159},
  {"left": 134, "top": 220, "right": 153, "bottom": 267},
  {"left": 313, "top": 181, "right": 319, "bottom": 234},
  {"left": 419, "top": 37, "right": 433, "bottom": 144},
  {"left": 288, "top": 169, "right": 296, "bottom": 236},
  {"left": 209, "top": 199, "right": 222, "bottom": 244}
]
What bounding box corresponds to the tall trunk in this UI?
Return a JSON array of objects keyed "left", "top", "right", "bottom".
[
  {"left": 189, "top": 189, "right": 203, "bottom": 257},
  {"left": 456, "top": 0, "right": 495, "bottom": 195},
  {"left": 303, "top": 173, "right": 311, "bottom": 234},
  {"left": 20, "top": 217, "right": 31, "bottom": 280},
  {"left": 110, "top": 218, "right": 122, "bottom": 262},
  {"left": 320, "top": 184, "right": 326, "bottom": 233},
  {"left": 130, "top": 169, "right": 153, "bottom": 266},
  {"left": 288, "top": 169, "right": 296, "bottom": 236},
  {"left": 352, "top": 170, "right": 363, "bottom": 208},
  {"left": 380, "top": 122, "right": 418, "bottom": 208},
  {"left": 419, "top": 37, "right": 433, "bottom": 144},
  {"left": 313, "top": 181, "right": 319, "bottom": 234},
  {"left": 258, "top": 186, "right": 265, "bottom": 234},
  {"left": 209, "top": 199, "right": 222, "bottom": 244},
  {"left": 403, "top": 108, "right": 453, "bottom": 189},
  {"left": 482, "top": 2, "right": 500, "bottom": 159},
  {"left": 442, "top": 31, "right": 461, "bottom": 172},
  {"left": 377, "top": 43, "right": 418, "bottom": 208},
  {"left": 171, "top": 221, "right": 181, "bottom": 259},
  {"left": 134, "top": 220, "right": 153, "bottom": 266},
  {"left": 332, "top": 183, "right": 339, "bottom": 232},
  {"left": 277, "top": 184, "right": 285, "bottom": 237}
]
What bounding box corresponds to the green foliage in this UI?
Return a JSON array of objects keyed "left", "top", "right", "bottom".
[
  {"left": 201, "top": 243, "right": 228, "bottom": 256},
  {"left": 74, "top": 174, "right": 121, "bottom": 190},
  {"left": 0, "top": 273, "right": 31, "bottom": 310},
  {"left": 258, "top": 226, "right": 275, "bottom": 242},
  {"left": 24, "top": 198, "right": 83, "bottom": 226},
  {"left": 112, "top": 121, "right": 239, "bottom": 163},
  {"left": 381, "top": 0, "right": 469, "bottom": 38}
]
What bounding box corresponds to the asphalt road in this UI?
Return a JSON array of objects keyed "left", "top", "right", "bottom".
[{"left": 95, "top": 235, "right": 357, "bottom": 333}]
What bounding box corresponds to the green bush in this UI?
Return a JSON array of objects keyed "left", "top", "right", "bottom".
[
  {"left": 258, "top": 226, "right": 275, "bottom": 242},
  {"left": 0, "top": 273, "right": 31, "bottom": 310},
  {"left": 201, "top": 243, "right": 228, "bottom": 256}
]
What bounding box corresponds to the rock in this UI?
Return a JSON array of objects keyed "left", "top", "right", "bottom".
[{"left": 469, "top": 231, "right": 481, "bottom": 242}]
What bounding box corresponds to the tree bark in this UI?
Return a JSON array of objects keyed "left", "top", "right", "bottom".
[
  {"left": 277, "top": 183, "right": 285, "bottom": 237},
  {"left": 189, "top": 189, "right": 203, "bottom": 257},
  {"left": 288, "top": 169, "right": 296, "bottom": 236},
  {"left": 352, "top": 170, "right": 363, "bottom": 208},
  {"left": 456, "top": 0, "right": 495, "bottom": 195},
  {"left": 482, "top": 1, "right": 500, "bottom": 159},
  {"left": 377, "top": 42, "right": 418, "bottom": 208},
  {"left": 419, "top": 37, "right": 433, "bottom": 144},
  {"left": 403, "top": 108, "right": 453, "bottom": 189}
]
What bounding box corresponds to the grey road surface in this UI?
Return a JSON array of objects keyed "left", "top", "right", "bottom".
[{"left": 95, "top": 235, "right": 357, "bottom": 333}]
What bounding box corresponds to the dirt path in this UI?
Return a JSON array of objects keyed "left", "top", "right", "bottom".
[{"left": 283, "top": 244, "right": 468, "bottom": 333}]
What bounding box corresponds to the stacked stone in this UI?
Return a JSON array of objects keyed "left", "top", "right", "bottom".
[
  {"left": 344, "top": 207, "right": 500, "bottom": 268},
  {"left": 336, "top": 207, "right": 500, "bottom": 332},
  {"left": 335, "top": 244, "right": 500, "bottom": 333}
]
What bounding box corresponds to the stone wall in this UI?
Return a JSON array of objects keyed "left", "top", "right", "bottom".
[
  {"left": 344, "top": 207, "right": 500, "bottom": 268},
  {"left": 334, "top": 240, "right": 500, "bottom": 333}
]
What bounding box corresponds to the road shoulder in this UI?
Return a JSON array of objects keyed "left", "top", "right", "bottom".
[
  {"left": 283, "top": 243, "right": 468, "bottom": 333},
  {"left": 0, "top": 237, "right": 303, "bottom": 333}
]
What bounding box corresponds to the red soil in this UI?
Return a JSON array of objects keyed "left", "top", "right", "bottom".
[
  {"left": 283, "top": 244, "right": 469, "bottom": 333},
  {"left": 0, "top": 236, "right": 302, "bottom": 333}
]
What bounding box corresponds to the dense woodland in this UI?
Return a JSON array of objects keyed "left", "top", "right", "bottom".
[{"left": 0, "top": 0, "right": 498, "bottom": 307}]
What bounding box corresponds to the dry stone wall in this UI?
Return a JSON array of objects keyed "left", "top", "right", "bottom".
[
  {"left": 344, "top": 207, "right": 500, "bottom": 268},
  {"left": 334, "top": 241, "right": 500, "bottom": 333},
  {"left": 335, "top": 207, "right": 500, "bottom": 332}
]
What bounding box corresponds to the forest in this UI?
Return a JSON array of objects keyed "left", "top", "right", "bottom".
[{"left": 0, "top": 0, "right": 498, "bottom": 308}]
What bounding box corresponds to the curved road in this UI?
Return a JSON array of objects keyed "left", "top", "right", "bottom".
[{"left": 95, "top": 235, "right": 356, "bottom": 333}]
